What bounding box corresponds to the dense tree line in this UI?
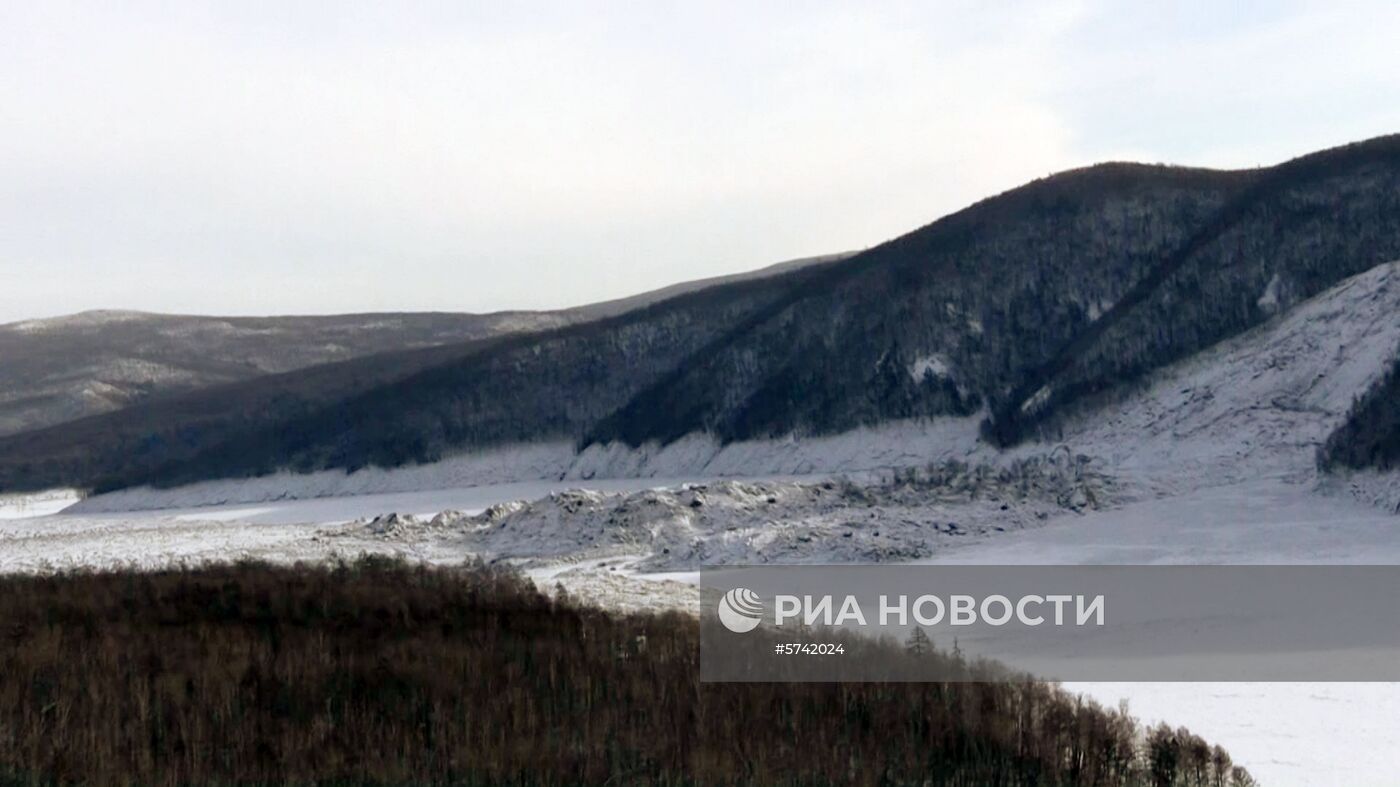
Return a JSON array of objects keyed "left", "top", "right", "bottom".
[
  {"left": 1318, "top": 354, "right": 1400, "bottom": 471},
  {"left": 0, "top": 558, "right": 1253, "bottom": 786}
]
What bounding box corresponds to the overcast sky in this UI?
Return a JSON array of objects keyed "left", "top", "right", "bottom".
[{"left": 4, "top": 1, "right": 1399, "bottom": 323}]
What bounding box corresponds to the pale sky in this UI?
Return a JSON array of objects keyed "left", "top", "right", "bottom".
[{"left": 3, "top": 1, "right": 1399, "bottom": 322}]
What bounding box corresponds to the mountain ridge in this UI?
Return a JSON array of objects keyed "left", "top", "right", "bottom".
[
  {"left": 66, "top": 259, "right": 1400, "bottom": 514},
  {"left": 3, "top": 134, "right": 1400, "bottom": 495},
  {"left": 0, "top": 253, "right": 850, "bottom": 438}
]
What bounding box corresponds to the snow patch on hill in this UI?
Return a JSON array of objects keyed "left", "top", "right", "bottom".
[
  {"left": 1054, "top": 260, "right": 1400, "bottom": 489},
  {"left": 70, "top": 417, "right": 985, "bottom": 514},
  {"left": 70, "top": 442, "right": 583, "bottom": 513},
  {"left": 1256, "top": 272, "right": 1284, "bottom": 313},
  {"left": 908, "top": 354, "right": 952, "bottom": 381},
  {"left": 4, "top": 310, "right": 153, "bottom": 334},
  {"left": 569, "top": 418, "right": 982, "bottom": 480}
]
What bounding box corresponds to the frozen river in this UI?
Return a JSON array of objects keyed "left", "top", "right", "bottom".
[
  {"left": 2, "top": 475, "right": 1397, "bottom": 786},
  {"left": 917, "top": 478, "right": 1400, "bottom": 787}
]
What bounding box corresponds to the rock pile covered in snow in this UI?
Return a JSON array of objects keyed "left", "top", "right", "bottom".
[{"left": 334, "top": 457, "right": 1112, "bottom": 570}]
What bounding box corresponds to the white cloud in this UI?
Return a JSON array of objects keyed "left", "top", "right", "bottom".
[{"left": 1, "top": 1, "right": 1395, "bottom": 321}]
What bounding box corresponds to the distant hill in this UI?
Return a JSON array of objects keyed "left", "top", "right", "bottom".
[
  {"left": 0, "top": 311, "right": 515, "bottom": 438},
  {"left": 0, "top": 253, "right": 850, "bottom": 438},
  {"left": 3, "top": 135, "right": 1400, "bottom": 495}
]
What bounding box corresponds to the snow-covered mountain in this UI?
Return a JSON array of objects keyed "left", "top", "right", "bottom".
[
  {"left": 1053, "top": 259, "right": 1400, "bottom": 488},
  {"left": 70, "top": 258, "right": 1400, "bottom": 513},
  {"left": 4, "top": 135, "right": 1400, "bottom": 498}
]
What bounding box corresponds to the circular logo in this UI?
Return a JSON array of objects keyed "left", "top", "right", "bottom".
[{"left": 717, "top": 587, "right": 764, "bottom": 633}]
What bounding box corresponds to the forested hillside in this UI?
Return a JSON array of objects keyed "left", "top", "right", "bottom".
[
  {"left": 0, "top": 311, "right": 529, "bottom": 438},
  {"left": 988, "top": 136, "right": 1400, "bottom": 445},
  {"left": 0, "top": 254, "right": 846, "bottom": 438},
  {"left": 9, "top": 162, "right": 1241, "bottom": 493},
  {"left": 3, "top": 134, "right": 1399, "bottom": 494},
  {"left": 601, "top": 135, "right": 1400, "bottom": 449},
  {"left": 591, "top": 163, "right": 1249, "bottom": 447},
  {"left": 0, "top": 268, "right": 825, "bottom": 492},
  {"left": 0, "top": 558, "right": 1252, "bottom": 787}
]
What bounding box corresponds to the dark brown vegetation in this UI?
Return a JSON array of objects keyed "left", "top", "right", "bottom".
[{"left": 0, "top": 558, "right": 1253, "bottom": 786}]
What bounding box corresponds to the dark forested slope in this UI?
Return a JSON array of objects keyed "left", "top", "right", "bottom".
[
  {"left": 596, "top": 137, "right": 1400, "bottom": 450},
  {"left": 988, "top": 136, "right": 1400, "bottom": 444},
  {"left": 0, "top": 254, "right": 847, "bottom": 438},
  {"left": 0, "top": 266, "right": 828, "bottom": 491},
  {"left": 590, "top": 163, "right": 1252, "bottom": 447},
  {"left": 4, "top": 135, "right": 1400, "bottom": 494}
]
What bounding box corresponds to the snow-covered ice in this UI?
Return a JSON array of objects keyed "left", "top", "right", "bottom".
[
  {"left": 916, "top": 473, "right": 1400, "bottom": 787},
  {"left": 919, "top": 478, "right": 1400, "bottom": 565},
  {"left": 5, "top": 473, "right": 1399, "bottom": 785},
  {"left": 1064, "top": 683, "right": 1400, "bottom": 787}
]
